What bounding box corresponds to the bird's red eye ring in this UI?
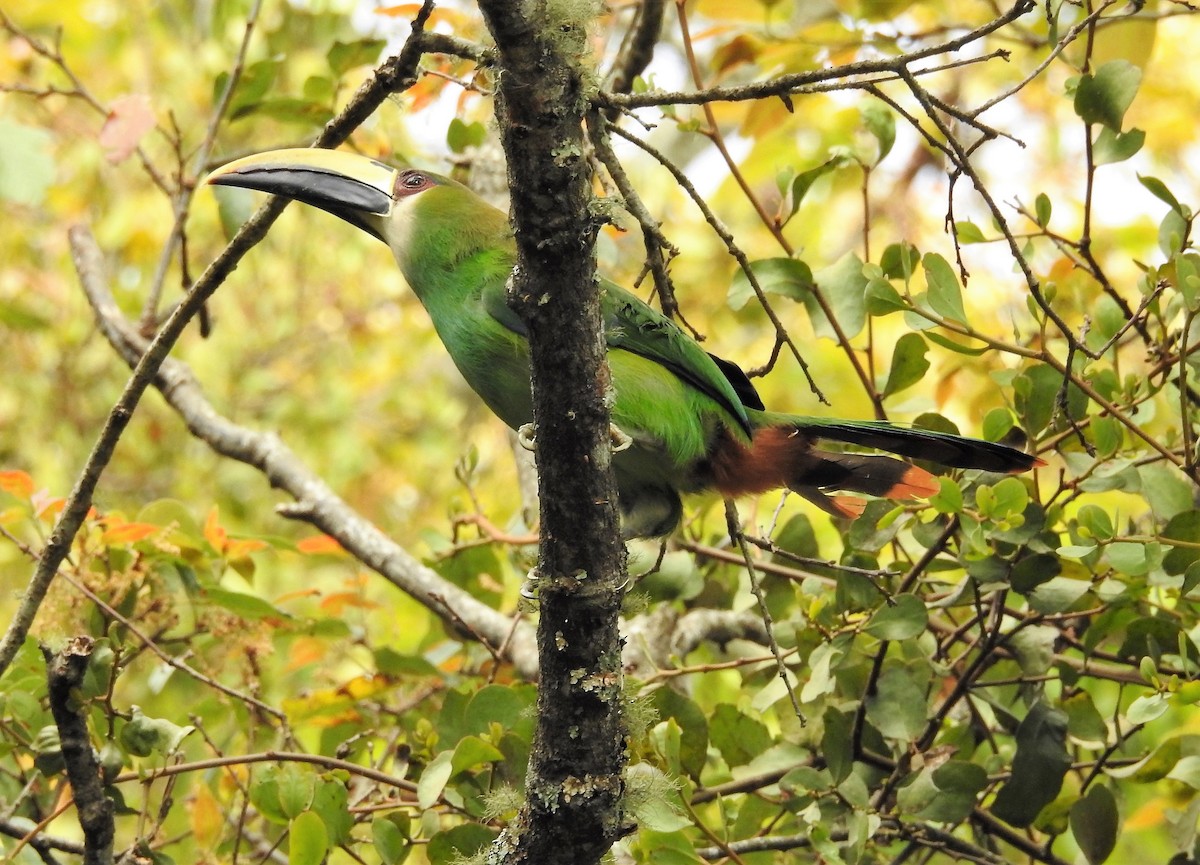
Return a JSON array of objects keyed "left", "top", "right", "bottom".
[{"left": 395, "top": 170, "right": 431, "bottom": 197}]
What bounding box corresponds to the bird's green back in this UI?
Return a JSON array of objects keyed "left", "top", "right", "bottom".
[{"left": 383, "top": 179, "right": 755, "bottom": 481}]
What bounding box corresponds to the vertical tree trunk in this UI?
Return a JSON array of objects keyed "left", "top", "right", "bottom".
[{"left": 475, "top": 2, "right": 629, "bottom": 863}]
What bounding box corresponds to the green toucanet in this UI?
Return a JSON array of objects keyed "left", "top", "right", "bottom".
[{"left": 208, "top": 149, "right": 1042, "bottom": 538}]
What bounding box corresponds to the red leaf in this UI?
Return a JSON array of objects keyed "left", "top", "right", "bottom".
[{"left": 99, "top": 94, "right": 156, "bottom": 164}]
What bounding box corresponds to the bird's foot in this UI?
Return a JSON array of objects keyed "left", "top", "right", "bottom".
[
  {"left": 610, "top": 423, "right": 633, "bottom": 453},
  {"left": 517, "top": 422, "right": 537, "bottom": 452},
  {"left": 519, "top": 567, "right": 542, "bottom": 610}
]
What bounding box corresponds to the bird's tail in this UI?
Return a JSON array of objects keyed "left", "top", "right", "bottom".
[{"left": 710, "top": 414, "right": 1043, "bottom": 519}]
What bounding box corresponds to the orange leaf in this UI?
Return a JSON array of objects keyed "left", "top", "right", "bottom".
[
  {"left": 375, "top": 2, "right": 424, "bottom": 15},
  {"left": 99, "top": 94, "right": 156, "bottom": 164},
  {"left": 297, "top": 534, "right": 345, "bottom": 555},
  {"left": 320, "top": 592, "right": 380, "bottom": 615},
  {"left": 31, "top": 490, "right": 66, "bottom": 520},
  {"left": 203, "top": 506, "right": 227, "bottom": 552},
  {"left": 0, "top": 470, "right": 34, "bottom": 499},
  {"left": 288, "top": 637, "right": 327, "bottom": 670},
  {"left": 275, "top": 587, "right": 322, "bottom": 604},
  {"left": 102, "top": 522, "right": 161, "bottom": 544},
  {"left": 375, "top": 4, "right": 464, "bottom": 28}
]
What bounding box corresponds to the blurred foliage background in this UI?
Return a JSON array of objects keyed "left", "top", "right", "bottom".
[{"left": 4, "top": 0, "right": 1200, "bottom": 863}]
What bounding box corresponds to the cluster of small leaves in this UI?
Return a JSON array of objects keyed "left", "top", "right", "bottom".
[{"left": 0, "top": 469, "right": 542, "bottom": 865}]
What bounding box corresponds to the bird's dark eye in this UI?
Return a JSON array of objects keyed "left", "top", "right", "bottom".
[{"left": 395, "top": 170, "right": 432, "bottom": 197}]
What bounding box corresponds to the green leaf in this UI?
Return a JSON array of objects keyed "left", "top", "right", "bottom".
[
  {"left": 450, "top": 735, "right": 504, "bottom": 775},
  {"left": 709, "top": 704, "right": 772, "bottom": 768},
  {"left": 374, "top": 647, "right": 438, "bottom": 677},
  {"left": 1035, "top": 193, "right": 1052, "bottom": 228},
  {"left": 1163, "top": 510, "right": 1200, "bottom": 575},
  {"left": 882, "top": 332, "right": 929, "bottom": 397},
  {"left": 372, "top": 816, "right": 410, "bottom": 865},
  {"left": 213, "top": 184, "right": 256, "bottom": 242},
  {"left": 881, "top": 242, "right": 921, "bottom": 281},
  {"left": 727, "top": 258, "right": 814, "bottom": 311},
  {"left": 310, "top": 778, "right": 352, "bottom": 847},
  {"left": 1073, "top": 60, "right": 1142, "bottom": 131},
  {"left": 1063, "top": 692, "right": 1108, "bottom": 746},
  {"left": 864, "top": 278, "right": 908, "bottom": 316},
  {"left": 811, "top": 253, "right": 868, "bottom": 339},
  {"left": 1078, "top": 504, "right": 1115, "bottom": 539},
  {"left": 202, "top": 587, "right": 287, "bottom": 621},
  {"left": 249, "top": 766, "right": 288, "bottom": 824},
  {"left": 930, "top": 476, "right": 963, "bottom": 515},
  {"left": 864, "top": 594, "right": 927, "bottom": 641},
  {"left": 233, "top": 98, "right": 333, "bottom": 125},
  {"left": 1093, "top": 127, "right": 1145, "bottom": 165},
  {"left": 463, "top": 684, "right": 532, "bottom": 736},
  {"left": 302, "top": 75, "right": 335, "bottom": 103},
  {"left": 288, "top": 811, "right": 328, "bottom": 865},
  {"left": 221, "top": 58, "right": 279, "bottom": 116},
  {"left": 276, "top": 763, "right": 317, "bottom": 819},
  {"left": 991, "top": 702, "right": 1071, "bottom": 827},
  {"left": 0, "top": 121, "right": 55, "bottom": 205},
  {"left": 865, "top": 664, "right": 928, "bottom": 741},
  {"left": 860, "top": 102, "right": 895, "bottom": 165},
  {"left": 1167, "top": 755, "right": 1200, "bottom": 789},
  {"left": 924, "top": 331, "right": 990, "bottom": 356},
  {"left": 427, "top": 825, "right": 498, "bottom": 865},
  {"left": 981, "top": 408, "right": 1015, "bottom": 442},
  {"left": 1009, "top": 624, "right": 1059, "bottom": 676},
  {"left": 1070, "top": 785, "right": 1119, "bottom": 865},
  {"left": 897, "top": 761, "right": 987, "bottom": 823},
  {"left": 1010, "top": 552, "right": 1061, "bottom": 593},
  {"left": 626, "top": 763, "right": 690, "bottom": 832},
  {"left": 927, "top": 761, "right": 988, "bottom": 822},
  {"left": 786, "top": 157, "right": 844, "bottom": 222},
  {"left": 922, "top": 253, "right": 967, "bottom": 324},
  {"left": 1107, "top": 542, "right": 1152, "bottom": 577},
  {"left": 954, "top": 221, "right": 986, "bottom": 243},
  {"left": 0, "top": 300, "right": 52, "bottom": 330},
  {"left": 651, "top": 689, "right": 709, "bottom": 780},
  {"left": 1139, "top": 174, "right": 1184, "bottom": 215},
  {"left": 1127, "top": 693, "right": 1169, "bottom": 725},
  {"left": 447, "top": 118, "right": 487, "bottom": 154},
  {"left": 1159, "top": 208, "right": 1189, "bottom": 256},
  {"left": 1108, "top": 737, "right": 1185, "bottom": 781},
  {"left": 821, "top": 708, "right": 855, "bottom": 784},
  {"left": 1118, "top": 617, "right": 1196, "bottom": 664},
  {"left": 326, "top": 39, "right": 387, "bottom": 76},
  {"left": 417, "top": 751, "right": 454, "bottom": 809},
  {"left": 1028, "top": 577, "right": 1091, "bottom": 614},
  {"left": 119, "top": 708, "right": 194, "bottom": 758},
  {"left": 1014, "top": 363, "right": 1085, "bottom": 433}
]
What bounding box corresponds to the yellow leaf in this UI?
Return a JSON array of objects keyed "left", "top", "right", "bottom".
[{"left": 189, "top": 785, "right": 224, "bottom": 848}]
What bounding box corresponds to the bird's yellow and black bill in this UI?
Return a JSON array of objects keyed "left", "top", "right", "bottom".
[{"left": 206, "top": 148, "right": 399, "bottom": 240}]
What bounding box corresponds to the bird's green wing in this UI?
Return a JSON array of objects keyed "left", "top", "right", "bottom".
[
  {"left": 600, "top": 281, "right": 754, "bottom": 435},
  {"left": 482, "top": 277, "right": 754, "bottom": 436}
]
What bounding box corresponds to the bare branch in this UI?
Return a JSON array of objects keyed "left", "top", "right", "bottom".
[{"left": 67, "top": 225, "right": 539, "bottom": 680}]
